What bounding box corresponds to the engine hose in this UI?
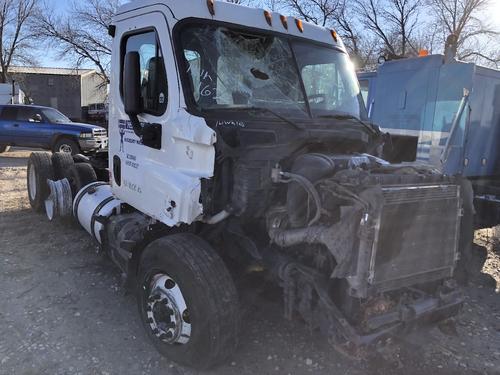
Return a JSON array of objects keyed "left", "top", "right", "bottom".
[
  {"left": 280, "top": 171, "right": 322, "bottom": 226},
  {"left": 268, "top": 226, "right": 325, "bottom": 248},
  {"left": 318, "top": 179, "right": 370, "bottom": 210}
]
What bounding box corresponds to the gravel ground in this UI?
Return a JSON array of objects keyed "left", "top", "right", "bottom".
[{"left": 0, "top": 149, "right": 499, "bottom": 375}]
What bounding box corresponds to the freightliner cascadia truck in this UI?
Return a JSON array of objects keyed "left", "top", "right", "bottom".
[{"left": 26, "top": 0, "right": 472, "bottom": 369}]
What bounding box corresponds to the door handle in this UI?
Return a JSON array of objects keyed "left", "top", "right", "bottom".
[{"left": 13, "top": 124, "right": 19, "bottom": 127}]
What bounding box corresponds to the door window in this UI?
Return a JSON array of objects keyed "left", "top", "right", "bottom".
[
  {"left": 122, "top": 30, "right": 168, "bottom": 115},
  {"left": 0, "top": 107, "right": 17, "bottom": 120},
  {"left": 17, "top": 107, "right": 44, "bottom": 123}
]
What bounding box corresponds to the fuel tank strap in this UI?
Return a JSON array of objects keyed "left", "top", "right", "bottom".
[
  {"left": 90, "top": 196, "right": 116, "bottom": 241},
  {"left": 73, "top": 182, "right": 107, "bottom": 217}
]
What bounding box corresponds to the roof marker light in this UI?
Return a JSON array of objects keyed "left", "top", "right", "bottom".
[
  {"left": 295, "top": 19, "right": 304, "bottom": 32},
  {"left": 207, "top": 0, "right": 215, "bottom": 16},
  {"left": 280, "top": 15, "right": 288, "bottom": 30},
  {"left": 264, "top": 10, "right": 273, "bottom": 26},
  {"left": 264, "top": 10, "right": 272, "bottom": 26},
  {"left": 330, "top": 29, "right": 338, "bottom": 42}
]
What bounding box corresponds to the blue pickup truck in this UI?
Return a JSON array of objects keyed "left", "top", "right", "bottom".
[{"left": 0, "top": 104, "right": 108, "bottom": 155}]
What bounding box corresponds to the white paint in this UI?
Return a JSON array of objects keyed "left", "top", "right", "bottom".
[
  {"left": 74, "top": 183, "right": 121, "bottom": 244},
  {"left": 108, "top": 0, "right": 348, "bottom": 227}
]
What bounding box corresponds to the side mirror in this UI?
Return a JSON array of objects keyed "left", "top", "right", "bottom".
[
  {"left": 33, "top": 114, "right": 42, "bottom": 122},
  {"left": 123, "top": 51, "right": 143, "bottom": 116}
]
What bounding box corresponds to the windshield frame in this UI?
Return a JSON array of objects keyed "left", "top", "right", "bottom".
[{"left": 173, "top": 18, "right": 367, "bottom": 121}]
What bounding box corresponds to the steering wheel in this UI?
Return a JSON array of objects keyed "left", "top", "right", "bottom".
[{"left": 308, "top": 93, "right": 327, "bottom": 104}]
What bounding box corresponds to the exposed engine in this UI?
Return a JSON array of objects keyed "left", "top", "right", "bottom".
[
  {"left": 267, "top": 153, "right": 463, "bottom": 297},
  {"left": 209, "top": 149, "right": 466, "bottom": 343}
]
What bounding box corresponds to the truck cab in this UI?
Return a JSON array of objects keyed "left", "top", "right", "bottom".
[{"left": 108, "top": 0, "right": 369, "bottom": 225}]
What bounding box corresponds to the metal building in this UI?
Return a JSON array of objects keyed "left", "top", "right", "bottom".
[{"left": 4, "top": 66, "right": 108, "bottom": 121}]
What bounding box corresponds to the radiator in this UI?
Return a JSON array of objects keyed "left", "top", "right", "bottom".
[{"left": 368, "top": 184, "right": 462, "bottom": 292}]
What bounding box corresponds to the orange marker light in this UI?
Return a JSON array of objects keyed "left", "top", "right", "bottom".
[
  {"left": 418, "top": 49, "right": 429, "bottom": 57},
  {"left": 207, "top": 0, "right": 215, "bottom": 15},
  {"left": 280, "top": 15, "right": 288, "bottom": 30},
  {"left": 264, "top": 10, "right": 272, "bottom": 26},
  {"left": 330, "top": 29, "right": 338, "bottom": 42},
  {"left": 295, "top": 19, "right": 304, "bottom": 32}
]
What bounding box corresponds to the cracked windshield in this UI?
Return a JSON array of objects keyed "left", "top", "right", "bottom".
[{"left": 180, "top": 24, "right": 362, "bottom": 119}]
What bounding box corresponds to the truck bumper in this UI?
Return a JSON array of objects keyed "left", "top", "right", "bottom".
[
  {"left": 357, "top": 288, "right": 464, "bottom": 345},
  {"left": 276, "top": 260, "right": 464, "bottom": 348},
  {"left": 79, "top": 137, "right": 108, "bottom": 152},
  {"left": 322, "top": 282, "right": 464, "bottom": 346}
]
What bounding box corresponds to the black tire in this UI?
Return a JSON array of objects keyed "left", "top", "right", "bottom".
[
  {"left": 137, "top": 234, "right": 239, "bottom": 369},
  {"left": 27, "top": 152, "right": 54, "bottom": 212},
  {"left": 51, "top": 152, "right": 74, "bottom": 180},
  {"left": 0, "top": 145, "right": 10, "bottom": 153},
  {"left": 53, "top": 137, "right": 81, "bottom": 155},
  {"left": 72, "top": 154, "right": 90, "bottom": 163},
  {"left": 68, "top": 163, "right": 97, "bottom": 196}
]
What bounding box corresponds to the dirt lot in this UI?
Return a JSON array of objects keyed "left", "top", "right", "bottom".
[{"left": 1, "top": 149, "right": 499, "bottom": 375}]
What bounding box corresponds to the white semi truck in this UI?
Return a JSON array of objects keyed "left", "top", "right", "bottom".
[{"left": 26, "top": 0, "right": 472, "bottom": 369}]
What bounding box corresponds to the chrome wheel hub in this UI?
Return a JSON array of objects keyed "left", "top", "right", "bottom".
[
  {"left": 146, "top": 274, "right": 191, "bottom": 345},
  {"left": 59, "top": 144, "right": 72, "bottom": 153}
]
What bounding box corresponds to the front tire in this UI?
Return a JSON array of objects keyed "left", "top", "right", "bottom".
[
  {"left": 137, "top": 234, "right": 239, "bottom": 369},
  {"left": 27, "top": 152, "right": 54, "bottom": 212},
  {"left": 53, "top": 137, "right": 80, "bottom": 155}
]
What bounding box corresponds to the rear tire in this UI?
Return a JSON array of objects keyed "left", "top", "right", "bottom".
[
  {"left": 52, "top": 152, "right": 74, "bottom": 180},
  {"left": 137, "top": 234, "right": 239, "bottom": 369},
  {"left": 68, "top": 163, "right": 97, "bottom": 196},
  {"left": 0, "top": 145, "right": 10, "bottom": 153},
  {"left": 27, "top": 152, "right": 54, "bottom": 212},
  {"left": 53, "top": 137, "right": 80, "bottom": 155}
]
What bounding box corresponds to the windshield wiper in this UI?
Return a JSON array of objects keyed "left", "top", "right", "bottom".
[
  {"left": 225, "top": 106, "right": 305, "bottom": 130},
  {"left": 318, "top": 114, "right": 378, "bottom": 135}
]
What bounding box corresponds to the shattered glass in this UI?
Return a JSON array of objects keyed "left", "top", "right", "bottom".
[
  {"left": 179, "top": 23, "right": 363, "bottom": 120},
  {"left": 181, "top": 25, "right": 307, "bottom": 114}
]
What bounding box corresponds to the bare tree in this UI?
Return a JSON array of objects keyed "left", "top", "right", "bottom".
[
  {"left": 332, "top": 0, "right": 379, "bottom": 68},
  {"left": 283, "top": 0, "right": 339, "bottom": 26},
  {"left": 35, "top": 0, "right": 120, "bottom": 83},
  {"left": 0, "top": 0, "right": 38, "bottom": 83},
  {"left": 278, "top": 0, "right": 376, "bottom": 67},
  {"left": 354, "top": 0, "right": 422, "bottom": 58},
  {"left": 429, "top": 0, "right": 499, "bottom": 66}
]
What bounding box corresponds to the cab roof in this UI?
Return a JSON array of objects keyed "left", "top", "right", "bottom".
[{"left": 115, "top": 0, "right": 346, "bottom": 53}]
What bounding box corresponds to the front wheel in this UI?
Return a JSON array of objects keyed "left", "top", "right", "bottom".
[
  {"left": 53, "top": 137, "right": 80, "bottom": 155},
  {"left": 137, "top": 234, "right": 239, "bottom": 369}
]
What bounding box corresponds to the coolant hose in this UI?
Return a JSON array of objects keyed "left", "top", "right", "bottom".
[
  {"left": 280, "top": 171, "right": 322, "bottom": 226},
  {"left": 269, "top": 226, "right": 326, "bottom": 248}
]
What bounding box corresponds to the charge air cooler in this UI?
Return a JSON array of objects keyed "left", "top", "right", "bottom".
[{"left": 365, "top": 183, "right": 462, "bottom": 293}]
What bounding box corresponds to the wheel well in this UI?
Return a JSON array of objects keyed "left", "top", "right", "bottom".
[
  {"left": 51, "top": 134, "right": 79, "bottom": 149},
  {"left": 122, "top": 223, "right": 192, "bottom": 289}
]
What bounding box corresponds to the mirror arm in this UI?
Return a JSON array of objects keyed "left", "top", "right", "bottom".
[{"left": 129, "top": 113, "right": 143, "bottom": 138}]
